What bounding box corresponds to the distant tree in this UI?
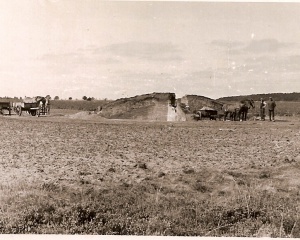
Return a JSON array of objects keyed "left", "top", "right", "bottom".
[
  {"left": 46, "top": 95, "right": 51, "bottom": 100},
  {"left": 69, "top": 97, "right": 72, "bottom": 100},
  {"left": 82, "top": 96, "right": 87, "bottom": 100},
  {"left": 217, "top": 92, "right": 300, "bottom": 102},
  {"left": 87, "top": 97, "right": 92, "bottom": 101},
  {"left": 54, "top": 96, "right": 59, "bottom": 100}
]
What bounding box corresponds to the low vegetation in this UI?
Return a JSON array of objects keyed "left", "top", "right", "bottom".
[
  {"left": 1, "top": 168, "right": 300, "bottom": 236},
  {"left": 0, "top": 116, "right": 300, "bottom": 236},
  {"left": 50, "top": 100, "right": 111, "bottom": 111}
]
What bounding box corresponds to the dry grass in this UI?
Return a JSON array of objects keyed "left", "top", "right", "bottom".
[{"left": 1, "top": 169, "right": 300, "bottom": 236}]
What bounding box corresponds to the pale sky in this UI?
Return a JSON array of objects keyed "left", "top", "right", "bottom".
[{"left": 1, "top": 1, "right": 300, "bottom": 100}]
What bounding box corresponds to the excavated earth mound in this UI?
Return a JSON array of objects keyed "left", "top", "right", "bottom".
[
  {"left": 180, "top": 95, "right": 223, "bottom": 113},
  {"left": 99, "top": 92, "right": 184, "bottom": 121},
  {"left": 67, "top": 93, "right": 224, "bottom": 122}
]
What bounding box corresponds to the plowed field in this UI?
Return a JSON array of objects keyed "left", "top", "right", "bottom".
[{"left": 1, "top": 113, "right": 300, "bottom": 236}]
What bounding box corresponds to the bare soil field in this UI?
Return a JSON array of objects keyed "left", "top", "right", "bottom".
[{"left": 1, "top": 113, "right": 300, "bottom": 236}]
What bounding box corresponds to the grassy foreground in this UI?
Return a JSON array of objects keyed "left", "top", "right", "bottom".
[{"left": 1, "top": 167, "right": 300, "bottom": 237}]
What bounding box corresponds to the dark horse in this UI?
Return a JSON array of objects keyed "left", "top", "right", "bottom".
[{"left": 222, "top": 99, "right": 255, "bottom": 121}]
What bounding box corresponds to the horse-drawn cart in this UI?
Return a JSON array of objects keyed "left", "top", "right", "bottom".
[
  {"left": 193, "top": 106, "right": 219, "bottom": 120},
  {"left": 13, "top": 96, "right": 50, "bottom": 117},
  {"left": 0, "top": 101, "right": 12, "bottom": 115}
]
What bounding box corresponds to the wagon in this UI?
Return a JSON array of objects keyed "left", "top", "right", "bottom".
[
  {"left": 13, "top": 97, "right": 50, "bottom": 117},
  {"left": 13, "top": 101, "right": 39, "bottom": 116},
  {"left": 0, "top": 101, "right": 12, "bottom": 115},
  {"left": 193, "top": 106, "right": 219, "bottom": 120}
]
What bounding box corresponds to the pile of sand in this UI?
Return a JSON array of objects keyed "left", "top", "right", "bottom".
[{"left": 67, "top": 111, "right": 107, "bottom": 121}]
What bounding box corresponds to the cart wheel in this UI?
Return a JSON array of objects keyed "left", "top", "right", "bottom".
[{"left": 31, "top": 110, "right": 36, "bottom": 116}]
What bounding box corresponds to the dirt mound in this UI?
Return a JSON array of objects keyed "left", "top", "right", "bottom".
[
  {"left": 99, "top": 92, "right": 184, "bottom": 121},
  {"left": 68, "top": 93, "right": 224, "bottom": 122},
  {"left": 67, "top": 111, "right": 106, "bottom": 120},
  {"left": 179, "top": 95, "right": 223, "bottom": 114},
  {"left": 68, "top": 111, "right": 93, "bottom": 120}
]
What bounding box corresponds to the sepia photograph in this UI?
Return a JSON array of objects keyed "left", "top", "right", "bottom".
[{"left": 1, "top": 0, "right": 300, "bottom": 238}]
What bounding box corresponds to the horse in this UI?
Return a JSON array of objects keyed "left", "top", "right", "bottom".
[
  {"left": 238, "top": 99, "right": 255, "bottom": 121},
  {"left": 222, "top": 102, "right": 240, "bottom": 121},
  {"left": 222, "top": 99, "right": 255, "bottom": 121}
]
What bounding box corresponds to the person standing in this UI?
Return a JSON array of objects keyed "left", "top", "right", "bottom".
[
  {"left": 268, "top": 97, "right": 276, "bottom": 121},
  {"left": 260, "top": 98, "right": 267, "bottom": 120}
]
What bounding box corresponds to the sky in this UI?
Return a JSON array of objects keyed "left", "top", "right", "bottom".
[{"left": 1, "top": 1, "right": 300, "bottom": 100}]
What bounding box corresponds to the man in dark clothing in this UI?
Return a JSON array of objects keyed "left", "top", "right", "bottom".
[
  {"left": 260, "top": 98, "right": 267, "bottom": 120},
  {"left": 268, "top": 97, "right": 276, "bottom": 121}
]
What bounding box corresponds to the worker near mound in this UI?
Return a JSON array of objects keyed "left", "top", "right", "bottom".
[
  {"left": 267, "top": 97, "right": 276, "bottom": 122},
  {"left": 259, "top": 98, "right": 267, "bottom": 121}
]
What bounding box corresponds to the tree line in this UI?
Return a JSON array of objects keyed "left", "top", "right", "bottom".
[
  {"left": 217, "top": 92, "right": 300, "bottom": 102},
  {"left": 0, "top": 96, "right": 108, "bottom": 101},
  {"left": 54, "top": 96, "right": 107, "bottom": 101},
  {"left": 2, "top": 92, "right": 300, "bottom": 102}
]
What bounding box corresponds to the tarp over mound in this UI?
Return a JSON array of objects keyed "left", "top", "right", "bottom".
[{"left": 200, "top": 106, "right": 217, "bottom": 111}]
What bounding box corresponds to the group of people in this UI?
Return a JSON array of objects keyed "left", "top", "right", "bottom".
[{"left": 259, "top": 97, "right": 276, "bottom": 121}]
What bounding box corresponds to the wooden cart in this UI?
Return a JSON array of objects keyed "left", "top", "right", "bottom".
[
  {"left": 194, "top": 107, "right": 218, "bottom": 120},
  {"left": 13, "top": 98, "right": 50, "bottom": 117},
  {"left": 0, "top": 101, "right": 12, "bottom": 115}
]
